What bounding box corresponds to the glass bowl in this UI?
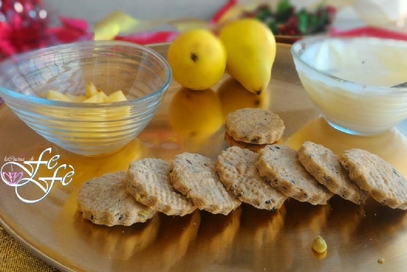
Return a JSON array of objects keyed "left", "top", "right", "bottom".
[
  {"left": 291, "top": 36, "right": 407, "bottom": 136},
  {"left": 0, "top": 41, "right": 172, "bottom": 156}
]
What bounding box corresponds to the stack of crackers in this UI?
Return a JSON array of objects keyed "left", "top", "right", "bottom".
[{"left": 77, "top": 108, "right": 407, "bottom": 227}]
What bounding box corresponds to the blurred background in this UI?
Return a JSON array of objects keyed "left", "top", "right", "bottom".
[
  {"left": 42, "top": 0, "right": 355, "bottom": 29},
  {"left": 44, "top": 0, "right": 226, "bottom": 26},
  {"left": 1, "top": 0, "right": 407, "bottom": 62}
]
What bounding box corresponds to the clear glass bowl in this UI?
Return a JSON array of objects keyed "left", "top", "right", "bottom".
[
  {"left": 0, "top": 41, "right": 172, "bottom": 156},
  {"left": 291, "top": 36, "right": 407, "bottom": 136}
]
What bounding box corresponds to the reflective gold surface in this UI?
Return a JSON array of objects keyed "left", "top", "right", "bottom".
[{"left": 1, "top": 43, "right": 407, "bottom": 271}]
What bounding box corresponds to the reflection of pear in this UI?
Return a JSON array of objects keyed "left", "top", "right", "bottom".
[
  {"left": 169, "top": 87, "right": 224, "bottom": 138},
  {"left": 217, "top": 77, "right": 270, "bottom": 118}
]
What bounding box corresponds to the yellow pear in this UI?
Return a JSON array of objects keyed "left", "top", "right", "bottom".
[
  {"left": 219, "top": 18, "right": 276, "bottom": 95},
  {"left": 167, "top": 29, "right": 227, "bottom": 91}
]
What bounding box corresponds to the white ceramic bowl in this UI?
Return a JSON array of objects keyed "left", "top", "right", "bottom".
[
  {"left": 0, "top": 41, "right": 172, "bottom": 156},
  {"left": 291, "top": 36, "right": 407, "bottom": 136}
]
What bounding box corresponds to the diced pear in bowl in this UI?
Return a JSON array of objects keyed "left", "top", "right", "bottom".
[
  {"left": 67, "top": 94, "right": 87, "bottom": 102},
  {"left": 83, "top": 92, "right": 106, "bottom": 103},
  {"left": 85, "top": 82, "right": 101, "bottom": 97},
  {"left": 45, "top": 86, "right": 130, "bottom": 142},
  {"left": 46, "top": 90, "right": 72, "bottom": 102},
  {"left": 105, "top": 90, "right": 127, "bottom": 102}
]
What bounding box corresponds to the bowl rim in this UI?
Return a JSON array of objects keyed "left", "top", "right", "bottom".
[
  {"left": 0, "top": 40, "right": 172, "bottom": 108},
  {"left": 290, "top": 35, "right": 407, "bottom": 93}
]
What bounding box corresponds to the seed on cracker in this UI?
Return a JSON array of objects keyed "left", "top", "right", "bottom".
[
  {"left": 339, "top": 149, "right": 407, "bottom": 209},
  {"left": 255, "top": 145, "right": 333, "bottom": 205},
  {"left": 170, "top": 152, "right": 241, "bottom": 215},
  {"left": 298, "top": 141, "right": 369, "bottom": 205},
  {"left": 126, "top": 158, "right": 196, "bottom": 216},
  {"left": 225, "top": 108, "right": 284, "bottom": 145},
  {"left": 77, "top": 171, "right": 156, "bottom": 226},
  {"left": 216, "top": 146, "right": 287, "bottom": 210}
]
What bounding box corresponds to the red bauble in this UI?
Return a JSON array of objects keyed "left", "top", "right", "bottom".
[{"left": 0, "top": 0, "right": 49, "bottom": 60}]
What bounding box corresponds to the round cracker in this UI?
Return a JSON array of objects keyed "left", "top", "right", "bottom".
[
  {"left": 127, "top": 158, "right": 196, "bottom": 216},
  {"left": 298, "top": 141, "right": 369, "bottom": 205},
  {"left": 225, "top": 108, "right": 284, "bottom": 145},
  {"left": 339, "top": 149, "right": 407, "bottom": 209},
  {"left": 77, "top": 171, "right": 155, "bottom": 226},
  {"left": 216, "top": 146, "right": 287, "bottom": 210},
  {"left": 255, "top": 145, "right": 333, "bottom": 205},
  {"left": 170, "top": 152, "right": 241, "bottom": 215}
]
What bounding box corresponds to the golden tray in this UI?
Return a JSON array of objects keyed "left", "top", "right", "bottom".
[{"left": 1, "top": 43, "right": 407, "bottom": 272}]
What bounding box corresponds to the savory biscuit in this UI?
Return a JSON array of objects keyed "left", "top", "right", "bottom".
[
  {"left": 170, "top": 152, "right": 241, "bottom": 215},
  {"left": 77, "top": 171, "right": 156, "bottom": 226},
  {"left": 225, "top": 108, "right": 285, "bottom": 145},
  {"left": 127, "top": 158, "right": 196, "bottom": 216},
  {"left": 339, "top": 149, "right": 407, "bottom": 209},
  {"left": 255, "top": 145, "right": 333, "bottom": 205},
  {"left": 298, "top": 141, "right": 369, "bottom": 205},
  {"left": 216, "top": 146, "right": 287, "bottom": 210}
]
